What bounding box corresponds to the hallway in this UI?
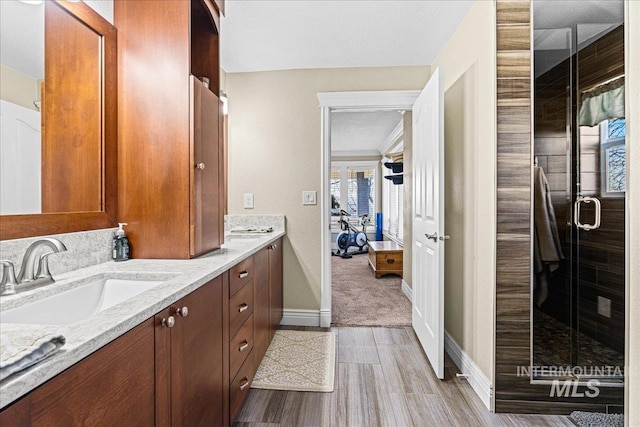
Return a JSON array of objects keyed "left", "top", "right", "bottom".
[{"left": 234, "top": 326, "right": 573, "bottom": 426}]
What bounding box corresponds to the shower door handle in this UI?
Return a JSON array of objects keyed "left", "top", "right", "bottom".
[{"left": 574, "top": 197, "right": 601, "bottom": 231}]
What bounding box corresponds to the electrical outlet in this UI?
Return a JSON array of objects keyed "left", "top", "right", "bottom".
[
  {"left": 597, "top": 296, "right": 611, "bottom": 318},
  {"left": 243, "top": 193, "right": 254, "bottom": 209},
  {"left": 302, "top": 191, "right": 316, "bottom": 205}
]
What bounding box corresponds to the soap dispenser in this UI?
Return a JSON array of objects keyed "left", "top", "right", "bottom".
[{"left": 113, "top": 223, "right": 131, "bottom": 261}]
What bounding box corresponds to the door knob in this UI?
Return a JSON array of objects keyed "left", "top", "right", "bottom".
[
  {"left": 195, "top": 162, "right": 206, "bottom": 170},
  {"left": 176, "top": 306, "right": 189, "bottom": 317},
  {"left": 425, "top": 232, "right": 438, "bottom": 242}
]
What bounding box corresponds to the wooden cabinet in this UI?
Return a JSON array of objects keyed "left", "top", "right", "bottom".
[
  {"left": 269, "top": 239, "right": 284, "bottom": 337},
  {"left": 155, "top": 277, "right": 225, "bottom": 427},
  {"left": 0, "top": 319, "right": 156, "bottom": 427},
  {"left": 253, "top": 248, "right": 271, "bottom": 362},
  {"left": 115, "top": 0, "right": 224, "bottom": 259},
  {"left": 226, "top": 262, "right": 255, "bottom": 423},
  {"left": 253, "top": 238, "right": 284, "bottom": 361}
]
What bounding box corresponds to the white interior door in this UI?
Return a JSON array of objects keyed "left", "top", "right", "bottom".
[{"left": 412, "top": 67, "right": 445, "bottom": 379}]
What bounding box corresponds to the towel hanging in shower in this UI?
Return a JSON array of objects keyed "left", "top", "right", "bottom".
[{"left": 533, "top": 165, "right": 564, "bottom": 306}]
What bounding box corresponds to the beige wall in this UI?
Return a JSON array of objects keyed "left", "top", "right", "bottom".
[
  {"left": 0, "top": 65, "right": 40, "bottom": 111},
  {"left": 431, "top": 0, "right": 496, "bottom": 381},
  {"left": 402, "top": 112, "right": 413, "bottom": 285},
  {"left": 226, "top": 66, "right": 430, "bottom": 310},
  {"left": 626, "top": 1, "right": 639, "bottom": 425}
]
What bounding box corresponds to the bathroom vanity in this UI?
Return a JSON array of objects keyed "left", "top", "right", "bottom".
[{"left": 0, "top": 231, "right": 284, "bottom": 426}]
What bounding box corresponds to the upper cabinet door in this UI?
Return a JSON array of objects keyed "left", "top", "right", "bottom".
[{"left": 190, "top": 76, "right": 222, "bottom": 257}]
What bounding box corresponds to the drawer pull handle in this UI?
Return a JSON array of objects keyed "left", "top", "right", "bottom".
[
  {"left": 176, "top": 306, "right": 189, "bottom": 317},
  {"left": 239, "top": 341, "right": 249, "bottom": 351},
  {"left": 387, "top": 259, "right": 395, "bottom": 264},
  {"left": 239, "top": 378, "right": 250, "bottom": 391},
  {"left": 161, "top": 316, "right": 175, "bottom": 328},
  {"left": 239, "top": 303, "right": 249, "bottom": 312},
  {"left": 239, "top": 271, "right": 249, "bottom": 279}
]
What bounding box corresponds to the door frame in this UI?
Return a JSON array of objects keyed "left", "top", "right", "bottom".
[{"left": 317, "top": 90, "right": 421, "bottom": 327}]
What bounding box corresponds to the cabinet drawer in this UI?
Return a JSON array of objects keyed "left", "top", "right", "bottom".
[
  {"left": 230, "top": 349, "right": 254, "bottom": 422},
  {"left": 230, "top": 314, "right": 254, "bottom": 380},
  {"left": 376, "top": 252, "right": 403, "bottom": 271},
  {"left": 230, "top": 281, "right": 253, "bottom": 338},
  {"left": 230, "top": 256, "right": 254, "bottom": 297}
]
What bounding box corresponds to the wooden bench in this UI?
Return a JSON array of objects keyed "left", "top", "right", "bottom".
[{"left": 368, "top": 241, "right": 403, "bottom": 278}]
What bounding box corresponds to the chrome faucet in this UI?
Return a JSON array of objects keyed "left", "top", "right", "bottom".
[{"left": 1, "top": 238, "right": 68, "bottom": 296}]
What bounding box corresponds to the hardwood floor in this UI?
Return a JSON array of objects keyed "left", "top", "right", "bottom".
[{"left": 234, "top": 326, "right": 574, "bottom": 427}]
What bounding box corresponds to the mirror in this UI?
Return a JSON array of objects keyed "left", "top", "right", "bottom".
[{"left": 0, "top": 0, "right": 116, "bottom": 239}]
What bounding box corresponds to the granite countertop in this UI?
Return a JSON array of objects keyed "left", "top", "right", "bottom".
[{"left": 0, "top": 230, "right": 284, "bottom": 409}]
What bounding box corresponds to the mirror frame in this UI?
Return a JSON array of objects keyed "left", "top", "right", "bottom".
[{"left": 0, "top": 0, "right": 117, "bottom": 240}]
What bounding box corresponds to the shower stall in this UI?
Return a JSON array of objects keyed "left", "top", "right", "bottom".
[{"left": 531, "top": 0, "right": 626, "bottom": 387}]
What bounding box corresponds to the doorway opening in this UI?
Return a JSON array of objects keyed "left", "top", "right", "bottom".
[{"left": 318, "top": 91, "right": 420, "bottom": 328}]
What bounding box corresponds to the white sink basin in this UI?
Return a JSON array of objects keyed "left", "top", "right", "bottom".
[{"left": 1, "top": 278, "right": 165, "bottom": 325}]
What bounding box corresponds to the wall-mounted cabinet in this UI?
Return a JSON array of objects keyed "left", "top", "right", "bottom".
[{"left": 115, "top": 0, "right": 224, "bottom": 258}]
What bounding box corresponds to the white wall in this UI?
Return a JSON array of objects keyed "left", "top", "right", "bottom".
[
  {"left": 626, "top": 1, "right": 639, "bottom": 425},
  {"left": 430, "top": 0, "right": 496, "bottom": 382},
  {"left": 226, "top": 66, "right": 430, "bottom": 311}
]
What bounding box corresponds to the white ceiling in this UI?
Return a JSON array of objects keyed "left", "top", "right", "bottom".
[
  {"left": 331, "top": 110, "right": 403, "bottom": 155},
  {"left": 0, "top": 1, "right": 45, "bottom": 79},
  {"left": 220, "top": 0, "right": 475, "bottom": 73},
  {"left": 0, "top": 0, "right": 112, "bottom": 80}
]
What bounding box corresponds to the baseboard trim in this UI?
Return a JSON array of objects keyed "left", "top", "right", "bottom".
[
  {"left": 444, "top": 330, "right": 492, "bottom": 410},
  {"left": 280, "top": 309, "right": 321, "bottom": 327},
  {"left": 401, "top": 279, "right": 412, "bottom": 302}
]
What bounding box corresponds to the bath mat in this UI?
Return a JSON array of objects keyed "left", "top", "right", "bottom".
[
  {"left": 569, "top": 411, "right": 623, "bottom": 427},
  {"left": 252, "top": 330, "right": 336, "bottom": 392}
]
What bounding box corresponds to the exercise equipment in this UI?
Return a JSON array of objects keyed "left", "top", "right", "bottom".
[{"left": 333, "top": 210, "right": 370, "bottom": 258}]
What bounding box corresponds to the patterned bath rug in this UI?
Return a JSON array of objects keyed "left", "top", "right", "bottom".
[
  {"left": 252, "top": 330, "right": 336, "bottom": 392},
  {"left": 570, "top": 411, "right": 624, "bottom": 427}
]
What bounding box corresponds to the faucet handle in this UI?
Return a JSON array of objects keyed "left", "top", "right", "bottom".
[
  {"left": 35, "top": 253, "right": 55, "bottom": 280},
  {"left": 0, "top": 260, "right": 18, "bottom": 296}
]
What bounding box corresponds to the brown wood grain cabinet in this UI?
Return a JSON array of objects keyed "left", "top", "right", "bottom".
[
  {"left": 0, "top": 319, "right": 156, "bottom": 427},
  {"left": 115, "top": 0, "right": 224, "bottom": 259},
  {"left": 269, "top": 239, "right": 284, "bottom": 338},
  {"left": 155, "top": 276, "right": 225, "bottom": 427},
  {"left": 253, "top": 247, "right": 271, "bottom": 362}
]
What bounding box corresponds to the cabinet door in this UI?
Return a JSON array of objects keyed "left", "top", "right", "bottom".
[
  {"left": 190, "top": 75, "right": 221, "bottom": 256},
  {"left": 171, "top": 277, "right": 225, "bottom": 427},
  {"left": 269, "top": 238, "right": 284, "bottom": 338},
  {"left": 0, "top": 319, "right": 156, "bottom": 426},
  {"left": 253, "top": 247, "right": 270, "bottom": 362}
]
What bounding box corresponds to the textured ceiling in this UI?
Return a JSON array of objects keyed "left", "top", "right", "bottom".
[
  {"left": 331, "top": 110, "right": 403, "bottom": 155},
  {"left": 220, "top": 0, "right": 475, "bottom": 72}
]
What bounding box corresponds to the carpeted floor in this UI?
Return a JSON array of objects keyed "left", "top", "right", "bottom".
[{"left": 331, "top": 253, "right": 411, "bottom": 326}]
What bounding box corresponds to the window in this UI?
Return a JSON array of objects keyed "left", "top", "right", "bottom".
[
  {"left": 330, "top": 162, "right": 378, "bottom": 227},
  {"left": 600, "top": 118, "right": 626, "bottom": 197},
  {"left": 382, "top": 157, "right": 403, "bottom": 244}
]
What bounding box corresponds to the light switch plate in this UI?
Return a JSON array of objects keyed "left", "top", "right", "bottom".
[
  {"left": 243, "top": 193, "right": 254, "bottom": 209},
  {"left": 302, "top": 191, "right": 317, "bottom": 205}
]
